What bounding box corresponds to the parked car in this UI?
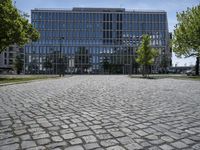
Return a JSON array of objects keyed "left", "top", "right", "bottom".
[
  {"left": 186, "top": 69, "right": 195, "bottom": 76},
  {"left": 167, "top": 69, "right": 176, "bottom": 74}
]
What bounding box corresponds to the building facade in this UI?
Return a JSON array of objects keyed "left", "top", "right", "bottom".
[
  {"left": 25, "top": 7, "right": 171, "bottom": 74},
  {"left": 0, "top": 45, "right": 23, "bottom": 74}
]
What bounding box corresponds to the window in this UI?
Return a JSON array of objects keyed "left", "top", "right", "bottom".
[{"left": 155, "top": 14, "right": 159, "bottom": 22}]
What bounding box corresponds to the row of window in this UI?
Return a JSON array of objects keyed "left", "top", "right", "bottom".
[
  {"left": 25, "top": 55, "right": 139, "bottom": 66},
  {"left": 32, "top": 12, "right": 166, "bottom": 23},
  {"left": 32, "top": 39, "right": 166, "bottom": 46},
  {"left": 33, "top": 21, "right": 167, "bottom": 31},
  {"left": 37, "top": 31, "right": 166, "bottom": 40},
  {"left": 25, "top": 46, "right": 166, "bottom": 55},
  {"left": 24, "top": 48, "right": 164, "bottom": 74}
]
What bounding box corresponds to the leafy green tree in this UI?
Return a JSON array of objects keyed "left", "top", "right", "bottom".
[
  {"left": 0, "top": 0, "right": 39, "bottom": 53},
  {"left": 43, "top": 59, "right": 53, "bottom": 71},
  {"left": 136, "top": 35, "right": 158, "bottom": 77},
  {"left": 102, "top": 57, "right": 110, "bottom": 73},
  {"left": 173, "top": 4, "right": 200, "bottom": 75},
  {"left": 13, "top": 54, "right": 23, "bottom": 74},
  {"left": 75, "top": 47, "right": 91, "bottom": 73},
  {"left": 160, "top": 54, "right": 169, "bottom": 73}
]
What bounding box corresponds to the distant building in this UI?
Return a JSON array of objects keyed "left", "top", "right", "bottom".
[
  {"left": 25, "top": 7, "right": 171, "bottom": 74},
  {"left": 0, "top": 45, "right": 23, "bottom": 73}
]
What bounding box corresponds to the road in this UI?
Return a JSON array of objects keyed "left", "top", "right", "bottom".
[{"left": 0, "top": 75, "right": 200, "bottom": 150}]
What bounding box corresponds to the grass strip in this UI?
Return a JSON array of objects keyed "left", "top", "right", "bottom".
[{"left": 0, "top": 76, "right": 59, "bottom": 84}]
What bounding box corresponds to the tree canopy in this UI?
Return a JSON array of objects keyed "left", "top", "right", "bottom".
[
  {"left": 173, "top": 5, "right": 200, "bottom": 56},
  {"left": 0, "top": 0, "right": 39, "bottom": 53},
  {"left": 136, "top": 35, "right": 158, "bottom": 77},
  {"left": 173, "top": 4, "right": 200, "bottom": 75}
]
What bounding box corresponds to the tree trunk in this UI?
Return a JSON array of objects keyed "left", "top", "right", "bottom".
[
  {"left": 195, "top": 56, "right": 199, "bottom": 76},
  {"left": 142, "top": 65, "right": 145, "bottom": 77},
  {"left": 143, "top": 65, "right": 147, "bottom": 78}
]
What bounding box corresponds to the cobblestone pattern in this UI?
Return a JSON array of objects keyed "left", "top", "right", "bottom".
[{"left": 0, "top": 75, "right": 200, "bottom": 150}]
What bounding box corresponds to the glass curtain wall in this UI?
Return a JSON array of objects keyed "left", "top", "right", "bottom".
[{"left": 25, "top": 8, "right": 170, "bottom": 74}]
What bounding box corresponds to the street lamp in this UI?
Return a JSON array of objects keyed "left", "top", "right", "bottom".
[{"left": 59, "top": 36, "right": 64, "bottom": 77}]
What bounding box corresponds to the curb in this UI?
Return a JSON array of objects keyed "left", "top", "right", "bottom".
[{"left": 0, "top": 75, "right": 73, "bottom": 87}]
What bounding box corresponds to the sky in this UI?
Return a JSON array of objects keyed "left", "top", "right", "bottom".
[{"left": 15, "top": 0, "right": 200, "bottom": 66}]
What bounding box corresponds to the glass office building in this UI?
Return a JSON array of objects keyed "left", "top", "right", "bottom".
[{"left": 25, "top": 7, "right": 171, "bottom": 74}]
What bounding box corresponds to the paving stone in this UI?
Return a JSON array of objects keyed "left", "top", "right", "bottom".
[
  {"left": 149, "top": 139, "right": 165, "bottom": 145},
  {"left": 93, "top": 129, "right": 107, "bottom": 134},
  {"left": 52, "top": 136, "right": 63, "bottom": 142},
  {"left": 110, "top": 131, "right": 125, "bottom": 137},
  {"left": 135, "top": 130, "right": 148, "bottom": 136},
  {"left": 125, "top": 143, "right": 143, "bottom": 150},
  {"left": 32, "top": 133, "right": 49, "bottom": 140},
  {"left": 84, "top": 143, "right": 100, "bottom": 149},
  {"left": 106, "top": 145, "right": 126, "bottom": 150},
  {"left": 181, "top": 138, "right": 195, "bottom": 144},
  {"left": 48, "top": 126, "right": 60, "bottom": 131},
  {"left": 165, "top": 131, "right": 182, "bottom": 140},
  {"left": 117, "top": 136, "right": 135, "bottom": 145},
  {"left": 40, "top": 121, "right": 52, "bottom": 128},
  {"left": 189, "top": 135, "right": 200, "bottom": 142},
  {"left": 135, "top": 124, "right": 147, "bottom": 129},
  {"left": 159, "top": 144, "right": 174, "bottom": 150},
  {"left": 20, "top": 134, "right": 31, "bottom": 140},
  {"left": 26, "top": 146, "right": 46, "bottom": 150},
  {"left": 21, "top": 140, "right": 37, "bottom": 149},
  {"left": 49, "top": 131, "right": 59, "bottom": 136},
  {"left": 46, "top": 141, "right": 67, "bottom": 149},
  {"left": 1, "top": 120, "right": 12, "bottom": 126},
  {"left": 69, "top": 138, "right": 83, "bottom": 145},
  {"left": 61, "top": 125, "right": 69, "bottom": 129},
  {"left": 36, "top": 138, "right": 51, "bottom": 145},
  {"left": 14, "top": 129, "right": 27, "bottom": 135},
  {"left": 145, "top": 135, "right": 159, "bottom": 140},
  {"left": 28, "top": 127, "right": 42, "bottom": 132},
  {"left": 62, "top": 133, "right": 76, "bottom": 139},
  {"left": 65, "top": 145, "right": 84, "bottom": 150},
  {"left": 0, "top": 143, "right": 19, "bottom": 150},
  {"left": 90, "top": 125, "right": 102, "bottom": 130},
  {"left": 0, "top": 137, "right": 19, "bottom": 146},
  {"left": 192, "top": 143, "right": 200, "bottom": 149},
  {"left": 148, "top": 146, "right": 162, "bottom": 150},
  {"left": 97, "top": 134, "right": 113, "bottom": 140},
  {"left": 0, "top": 76, "right": 200, "bottom": 149},
  {"left": 82, "top": 135, "right": 97, "bottom": 143},
  {"left": 77, "top": 130, "right": 93, "bottom": 136},
  {"left": 73, "top": 126, "right": 89, "bottom": 131},
  {"left": 0, "top": 132, "right": 13, "bottom": 140},
  {"left": 100, "top": 139, "right": 119, "bottom": 147},
  {"left": 171, "top": 141, "right": 188, "bottom": 149},
  {"left": 161, "top": 136, "right": 174, "bottom": 142},
  {"left": 60, "top": 129, "right": 74, "bottom": 134},
  {"left": 69, "top": 124, "right": 77, "bottom": 128},
  {"left": 140, "top": 141, "right": 151, "bottom": 147}
]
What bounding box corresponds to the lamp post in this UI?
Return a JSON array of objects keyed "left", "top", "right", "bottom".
[{"left": 59, "top": 37, "right": 64, "bottom": 77}]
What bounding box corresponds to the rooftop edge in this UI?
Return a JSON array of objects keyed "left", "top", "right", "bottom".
[{"left": 32, "top": 7, "right": 166, "bottom": 13}]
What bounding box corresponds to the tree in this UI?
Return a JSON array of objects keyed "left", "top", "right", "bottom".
[
  {"left": 102, "top": 57, "right": 110, "bottom": 73},
  {"left": 13, "top": 54, "right": 23, "bottom": 74},
  {"left": 173, "top": 4, "right": 200, "bottom": 75},
  {"left": 160, "top": 54, "right": 169, "bottom": 73},
  {"left": 43, "top": 59, "right": 53, "bottom": 72},
  {"left": 136, "top": 35, "right": 158, "bottom": 77},
  {"left": 0, "top": 0, "right": 39, "bottom": 53},
  {"left": 75, "top": 47, "right": 91, "bottom": 73}
]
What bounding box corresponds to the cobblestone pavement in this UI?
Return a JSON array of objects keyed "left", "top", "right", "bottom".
[{"left": 0, "top": 75, "right": 200, "bottom": 150}]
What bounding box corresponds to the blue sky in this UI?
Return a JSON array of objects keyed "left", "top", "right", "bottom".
[{"left": 15, "top": 0, "right": 199, "bottom": 66}]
